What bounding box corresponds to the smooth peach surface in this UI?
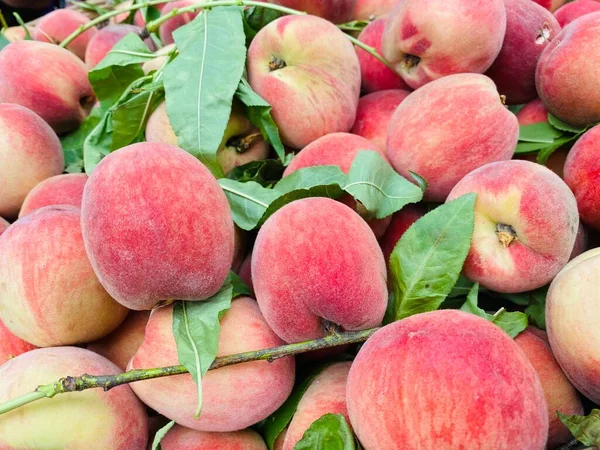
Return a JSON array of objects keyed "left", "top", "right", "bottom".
[
  {"left": 0, "top": 206, "right": 128, "bottom": 347},
  {"left": 0, "top": 347, "right": 148, "bottom": 449},
  {"left": 19, "top": 173, "right": 87, "bottom": 218},
  {"left": 159, "top": 1, "right": 201, "bottom": 45},
  {"left": 252, "top": 198, "right": 387, "bottom": 343},
  {"left": 380, "top": 203, "right": 426, "bottom": 267},
  {"left": 447, "top": 160, "right": 579, "bottom": 293},
  {"left": 247, "top": 15, "right": 361, "bottom": 149},
  {"left": 346, "top": 310, "right": 548, "bottom": 450},
  {"left": 161, "top": 426, "right": 268, "bottom": 450},
  {"left": 350, "top": 89, "right": 410, "bottom": 153},
  {"left": 85, "top": 24, "right": 154, "bottom": 68},
  {"left": 0, "top": 319, "right": 36, "bottom": 366},
  {"left": 516, "top": 98, "right": 548, "bottom": 125},
  {"left": 515, "top": 327, "right": 584, "bottom": 449},
  {"left": 283, "top": 362, "right": 351, "bottom": 450},
  {"left": 387, "top": 73, "right": 518, "bottom": 202},
  {"left": 485, "top": 0, "right": 560, "bottom": 104},
  {"left": 564, "top": 125, "right": 600, "bottom": 230},
  {"left": 356, "top": 19, "right": 410, "bottom": 93},
  {"left": 536, "top": 13, "right": 600, "bottom": 127},
  {"left": 237, "top": 251, "right": 254, "bottom": 292},
  {"left": 87, "top": 311, "right": 150, "bottom": 370},
  {"left": 547, "top": 248, "right": 600, "bottom": 404},
  {"left": 264, "top": 0, "right": 356, "bottom": 23},
  {"left": 532, "top": 0, "right": 566, "bottom": 11},
  {"left": 34, "top": 9, "right": 97, "bottom": 60},
  {"left": 554, "top": 0, "right": 600, "bottom": 26},
  {"left": 81, "top": 143, "right": 234, "bottom": 310},
  {"left": 352, "top": 0, "right": 397, "bottom": 19},
  {"left": 0, "top": 41, "right": 95, "bottom": 134},
  {"left": 381, "top": 0, "right": 506, "bottom": 89},
  {"left": 0, "top": 103, "right": 64, "bottom": 219},
  {"left": 128, "top": 298, "right": 295, "bottom": 431}
]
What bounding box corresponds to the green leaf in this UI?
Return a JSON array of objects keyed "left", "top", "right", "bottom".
[
  {"left": 536, "top": 135, "right": 575, "bottom": 164},
  {"left": 388, "top": 194, "right": 476, "bottom": 322},
  {"left": 446, "top": 275, "right": 475, "bottom": 299},
  {"left": 172, "top": 283, "right": 233, "bottom": 417},
  {"left": 507, "top": 104, "right": 525, "bottom": 115},
  {"left": 343, "top": 151, "right": 424, "bottom": 219},
  {"left": 0, "top": 33, "right": 9, "bottom": 51},
  {"left": 150, "top": 420, "right": 175, "bottom": 450},
  {"left": 518, "top": 122, "right": 563, "bottom": 144},
  {"left": 226, "top": 270, "right": 252, "bottom": 297},
  {"left": 524, "top": 286, "right": 548, "bottom": 329},
  {"left": 459, "top": 283, "right": 487, "bottom": 319},
  {"left": 548, "top": 113, "right": 586, "bottom": 133},
  {"left": 61, "top": 107, "right": 103, "bottom": 173},
  {"left": 218, "top": 179, "right": 281, "bottom": 231},
  {"left": 84, "top": 111, "right": 113, "bottom": 174},
  {"left": 235, "top": 78, "right": 286, "bottom": 162},
  {"left": 228, "top": 159, "right": 285, "bottom": 186},
  {"left": 275, "top": 166, "right": 347, "bottom": 193},
  {"left": 164, "top": 7, "right": 247, "bottom": 177},
  {"left": 242, "top": 5, "right": 284, "bottom": 42},
  {"left": 293, "top": 414, "right": 355, "bottom": 450},
  {"left": 337, "top": 20, "right": 369, "bottom": 32},
  {"left": 514, "top": 141, "right": 548, "bottom": 154},
  {"left": 558, "top": 409, "right": 600, "bottom": 447},
  {"left": 261, "top": 366, "right": 330, "bottom": 449}
]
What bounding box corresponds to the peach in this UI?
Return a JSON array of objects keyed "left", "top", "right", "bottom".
[
  {"left": 381, "top": 0, "right": 506, "bottom": 89},
  {"left": 387, "top": 73, "right": 518, "bottom": 202},
  {"left": 350, "top": 89, "right": 410, "bottom": 153},
  {"left": 571, "top": 223, "right": 588, "bottom": 259},
  {"left": 85, "top": 24, "right": 156, "bottom": 68},
  {"left": 237, "top": 251, "right": 254, "bottom": 292},
  {"left": 0, "top": 319, "right": 36, "bottom": 366},
  {"left": 128, "top": 297, "right": 295, "bottom": 431},
  {"left": 564, "top": 125, "right": 600, "bottom": 231},
  {"left": 87, "top": 311, "right": 150, "bottom": 370},
  {"left": 0, "top": 217, "right": 8, "bottom": 235},
  {"left": 0, "top": 41, "right": 95, "bottom": 134},
  {"left": 536, "top": 13, "right": 600, "bottom": 128},
  {"left": 282, "top": 362, "right": 351, "bottom": 450},
  {"left": 274, "top": 429, "right": 287, "bottom": 450},
  {"left": 447, "top": 160, "right": 579, "bottom": 293},
  {"left": 142, "top": 43, "right": 176, "bottom": 74},
  {"left": 19, "top": 173, "right": 88, "bottom": 218},
  {"left": 232, "top": 225, "right": 247, "bottom": 272},
  {"left": 145, "top": 101, "right": 270, "bottom": 175},
  {"left": 0, "top": 206, "right": 128, "bottom": 347},
  {"left": 159, "top": 1, "right": 201, "bottom": 45},
  {"left": 554, "top": 0, "right": 600, "bottom": 26},
  {"left": 263, "top": 0, "right": 356, "bottom": 23},
  {"left": 34, "top": 9, "right": 98, "bottom": 60},
  {"left": 356, "top": 19, "right": 410, "bottom": 93},
  {"left": 247, "top": 15, "right": 361, "bottom": 149},
  {"left": 0, "top": 347, "right": 148, "bottom": 449},
  {"left": 516, "top": 98, "right": 548, "bottom": 125},
  {"left": 352, "top": 0, "right": 397, "bottom": 20},
  {"left": 532, "top": 0, "right": 566, "bottom": 12},
  {"left": 515, "top": 327, "right": 584, "bottom": 449},
  {"left": 1, "top": 25, "right": 34, "bottom": 42},
  {"left": 379, "top": 203, "right": 426, "bottom": 267},
  {"left": 0, "top": 103, "right": 64, "bottom": 219},
  {"left": 485, "top": 0, "right": 561, "bottom": 104},
  {"left": 161, "top": 425, "right": 267, "bottom": 450},
  {"left": 346, "top": 310, "right": 548, "bottom": 450},
  {"left": 252, "top": 197, "right": 387, "bottom": 343},
  {"left": 81, "top": 143, "right": 234, "bottom": 311}
]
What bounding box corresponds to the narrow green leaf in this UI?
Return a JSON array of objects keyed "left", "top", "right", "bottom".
[
  {"left": 84, "top": 111, "right": 113, "bottom": 174},
  {"left": 514, "top": 141, "right": 547, "bottom": 154},
  {"left": 524, "top": 286, "right": 548, "bottom": 329},
  {"left": 460, "top": 283, "right": 487, "bottom": 319},
  {"left": 558, "top": 409, "right": 600, "bottom": 447},
  {"left": 536, "top": 135, "right": 576, "bottom": 164},
  {"left": 293, "top": 414, "right": 356, "bottom": 450},
  {"left": 164, "top": 7, "right": 247, "bottom": 177},
  {"left": 151, "top": 420, "right": 175, "bottom": 450},
  {"left": 242, "top": 5, "right": 284, "bottom": 42},
  {"left": 228, "top": 159, "right": 285, "bottom": 186},
  {"left": 344, "top": 151, "right": 424, "bottom": 219},
  {"left": 218, "top": 179, "right": 281, "bottom": 231},
  {"left": 389, "top": 193, "right": 476, "bottom": 321},
  {"left": 446, "top": 275, "right": 475, "bottom": 299},
  {"left": 518, "top": 122, "right": 564, "bottom": 143},
  {"left": 548, "top": 113, "right": 587, "bottom": 133},
  {"left": 0, "top": 33, "right": 9, "bottom": 51},
  {"left": 275, "top": 166, "right": 347, "bottom": 193},
  {"left": 226, "top": 271, "right": 252, "bottom": 297},
  {"left": 337, "top": 20, "right": 369, "bottom": 32},
  {"left": 172, "top": 284, "right": 233, "bottom": 417},
  {"left": 61, "top": 107, "right": 103, "bottom": 173},
  {"left": 235, "top": 78, "right": 286, "bottom": 161}
]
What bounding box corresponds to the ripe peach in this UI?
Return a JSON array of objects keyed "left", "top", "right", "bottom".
[
  {"left": 379, "top": 203, "right": 426, "bottom": 267},
  {"left": 0, "top": 206, "right": 128, "bottom": 347},
  {"left": 485, "top": 0, "right": 560, "bottom": 104},
  {"left": 0, "top": 347, "right": 148, "bottom": 449},
  {"left": 81, "top": 143, "right": 234, "bottom": 311},
  {"left": 247, "top": 15, "right": 361, "bottom": 149},
  {"left": 232, "top": 225, "right": 247, "bottom": 272},
  {"left": 554, "top": 0, "right": 600, "bottom": 26},
  {"left": 128, "top": 297, "right": 295, "bottom": 431},
  {"left": 237, "top": 251, "right": 254, "bottom": 292},
  {"left": 387, "top": 73, "right": 518, "bottom": 202},
  {"left": 447, "top": 160, "right": 579, "bottom": 293},
  {"left": 142, "top": 43, "right": 176, "bottom": 74},
  {"left": 0, "top": 217, "right": 8, "bottom": 235},
  {"left": 282, "top": 362, "right": 351, "bottom": 450},
  {"left": 263, "top": 0, "right": 356, "bottom": 23},
  {"left": 350, "top": 89, "right": 410, "bottom": 153},
  {"left": 546, "top": 248, "right": 600, "bottom": 404},
  {"left": 0, "top": 319, "right": 36, "bottom": 366},
  {"left": 159, "top": 1, "right": 201, "bottom": 45},
  {"left": 352, "top": 0, "right": 397, "bottom": 20},
  {"left": 564, "top": 125, "right": 600, "bottom": 230},
  {"left": 34, "top": 9, "right": 97, "bottom": 60},
  {"left": 252, "top": 197, "right": 387, "bottom": 343},
  {"left": 570, "top": 223, "right": 588, "bottom": 260},
  {"left": 87, "top": 311, "right": 150, "bottom": 370},
  {"left": 0, "top": 103, "right": 64, "bottom": 219},
  {"left": 381, "top": 0, "right": 506, "bottom": 89},
  {"left": 532, "top": 0, "right": 566, "bottom": 12},
  {"left": 0, "top": 41, "right": 95, "bottom": 134},
  {"left": 19, "top": 173, "right": 87, "bottom": 218},
  {"left": 516, "top": 98, "right": 548, "bottom": 125},
  {"left": 161, "top": 425, "right": 267, "bottom": 450},
  {"left": 536, "top": 13, "right": 600, "bottom": 127},
  {"left": 1, "top": 25, "right": 34, "bottom": 42},
  {"left": 515, "top": 327, "right": 584, "bottom": 449},
  {"left": 356, "top": 19, "right": 410, "bottom": 93},
  {"left": 346, "top": 310, "right": 548, "bottom": 450},
  {"left": 85, "top": 24, "right": 155, "bottom": 68}
]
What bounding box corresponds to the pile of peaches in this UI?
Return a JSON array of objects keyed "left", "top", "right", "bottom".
[{"left": 1, "top": 0, "right": 600, "bottom": 449}]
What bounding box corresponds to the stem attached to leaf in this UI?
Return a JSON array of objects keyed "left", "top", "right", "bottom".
[{"left": 0, "top": 327, "right": 378, "bottom": 416}]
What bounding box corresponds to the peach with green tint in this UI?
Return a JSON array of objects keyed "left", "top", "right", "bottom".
[{"left": 161, "top": 426, "right": 267, "bottom": 450}]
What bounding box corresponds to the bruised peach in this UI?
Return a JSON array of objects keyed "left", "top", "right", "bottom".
[{"left": 19, "top": 173, "right": 87, "bottom": 218}]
